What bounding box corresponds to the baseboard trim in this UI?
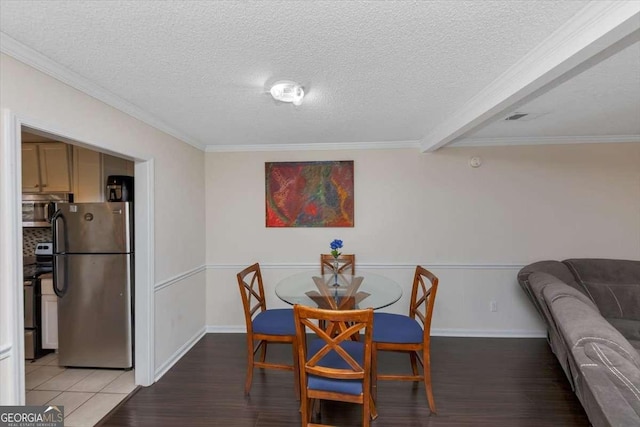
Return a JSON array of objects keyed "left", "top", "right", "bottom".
[
  {"left": 205, "top": 325, "right": 545, "bottom": 338},
  {"left": 154, "top": 326, "right": 207, "bottom": 382},
  {"left": 206, "top": 325, "right": 246, "bottom": 334},
  {"left": 154, "top": 265, "right": 206, "bottom": 292},
  {"left": 431, "top": 328, "right": 546, "bottom": 338},
  {"left": 206, "top": 263, "right": 524, "bottom": 270}
]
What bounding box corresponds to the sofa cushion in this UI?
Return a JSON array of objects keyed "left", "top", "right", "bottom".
[
  {"left": 583, "top": 342, "right": 640, "bottom": 416},
  {"left": 581, "top": 281, "right": 640, "bottom": 321}
]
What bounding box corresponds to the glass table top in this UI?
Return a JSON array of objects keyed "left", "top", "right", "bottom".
[{"left": 275, "top": 271, "right": 402, "bottom": 310}]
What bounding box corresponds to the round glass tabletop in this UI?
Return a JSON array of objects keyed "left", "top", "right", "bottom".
[{"left": 275, "top": 270, "right": 402, "bottom": 310}]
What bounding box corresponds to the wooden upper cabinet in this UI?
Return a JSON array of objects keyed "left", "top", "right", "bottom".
[
  {"left": 21, "top": 144, "right": 41, "bottom": 192},
  {"left": 72, "top": 146, "right": 102, "bottom": 202},
  {"left": 22, "top": 142, "right": 72, "bottom": 193}
]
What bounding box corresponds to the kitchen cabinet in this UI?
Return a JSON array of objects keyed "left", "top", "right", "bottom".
[
  {"left": 73, "top": 148, "right": 134, "bottom": 202},
  {"left": 22, "top": 144, "right": 41, "bottom": 191},
  {"left": 72, "top": 146, "right": 102, "bottom": 202},
  {"left": 40, "top": 277, "right": 58, "bottom": 349},
  {"left": 22, "top": 142, "right": 72, "bottom": 193}
]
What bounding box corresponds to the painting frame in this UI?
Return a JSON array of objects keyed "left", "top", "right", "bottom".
[{"left": 265, "top": 160, "right": 354, "bottom": 228}]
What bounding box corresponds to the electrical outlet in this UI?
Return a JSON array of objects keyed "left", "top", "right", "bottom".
[{"left": 490, "top": 300, "right": 498, "bottom": 312}]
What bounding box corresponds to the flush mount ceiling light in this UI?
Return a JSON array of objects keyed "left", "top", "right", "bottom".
[{"left": 269, "top": 80, "right": 304, "bottom": 106}]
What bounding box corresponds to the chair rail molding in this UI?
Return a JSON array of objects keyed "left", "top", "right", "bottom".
[
  {"left": 206, "top": 263, "right": 524, "bottom": 271},
  {"left": 154, "top": 265, "right": 207, "bottom": 292}
]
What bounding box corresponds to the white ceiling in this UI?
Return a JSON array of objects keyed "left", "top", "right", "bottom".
[{"left": 0, "top": 1, "right": 638, "bottom": 152}]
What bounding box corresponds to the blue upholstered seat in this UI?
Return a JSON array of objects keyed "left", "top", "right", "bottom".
[
  {"left": 373, "top": 313, "right": 423, "bottom": 344},
  {"left": 307, "top": 339, "right": 365, "bottom": 396},
  {"left": 252, "top": 308, "right": 296, "bottom": 336}
]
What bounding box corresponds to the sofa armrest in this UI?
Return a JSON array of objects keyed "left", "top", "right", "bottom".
[{"left": 579, "top": 342, "right": 640, "bottom": 427}]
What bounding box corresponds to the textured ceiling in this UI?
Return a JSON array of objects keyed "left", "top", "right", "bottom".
[
  {"left": 1, "top": 0, "right": 638, "bottom": 150},
  {"left": 456, "top": 40, "right": 640, "bottom": 144}
]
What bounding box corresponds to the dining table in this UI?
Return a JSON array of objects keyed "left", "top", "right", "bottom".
[
  {"left": 276, "top": 270, "right": 401, "bottom": 421},
  {"left": 275, "top": 270, "right": 402, "bottom": 310}
]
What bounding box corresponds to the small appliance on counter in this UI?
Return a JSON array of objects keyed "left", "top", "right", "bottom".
[
  {"left": 22, "top": 193, "right": 73, "bottom": 227},
  {"left": 24, "top": 242, "right": 54, "bottom": 360},
  {"left": 106, "top": 175, "right": 133, "bottom": 202}
]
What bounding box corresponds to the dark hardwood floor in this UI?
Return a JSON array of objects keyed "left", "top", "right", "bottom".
[{"left": 101, "top": 334, "right": 589, "bottom": 426}]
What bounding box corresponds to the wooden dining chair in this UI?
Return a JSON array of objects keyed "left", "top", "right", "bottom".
[
  {"left": 372, "top": 265, "right": 438, "bottom": 413},
  {"left": 237, "top": 263, "right": 298, "bottom": 396},
  {"left": 320, "top": 253, "right": 356, "bottom": 275},
  {"left": 318, "top": 255, "right": 356, "bottom": 332},
  {"left": 294, "top": 304, "right": 375, "bottom": 427}
]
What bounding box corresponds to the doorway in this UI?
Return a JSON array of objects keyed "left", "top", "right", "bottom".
[{"left": 0, "top": 113, "right": 154, "bottom": 405}]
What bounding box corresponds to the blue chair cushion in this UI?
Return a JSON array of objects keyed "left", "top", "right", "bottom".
[
  {"left": 252, "top": 309, "right": 296, "bottom": 336},
  {"left": 373, "top": 313, "right": 423, "bottom": 344},
  {"left": 307, "top": 338, "right": 365, "bottom": 396}
]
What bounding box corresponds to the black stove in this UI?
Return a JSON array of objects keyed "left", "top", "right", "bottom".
[
  {"left": 23, "top": 263, "right": 53, "bottom": 279},
  {"left": 23, "top": 257, "right": 54, "bottom": 360},
  {"left": 24, "top": 242, "right": 53, "bottom": 279}
]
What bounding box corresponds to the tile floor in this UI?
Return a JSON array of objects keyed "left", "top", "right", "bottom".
[{"left": 25, "top": 353, "right": 136, "bottom": 427}]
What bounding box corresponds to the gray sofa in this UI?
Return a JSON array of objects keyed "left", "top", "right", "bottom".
[{"left": 518, "top": 259, "right": 640, "bottom": 427}]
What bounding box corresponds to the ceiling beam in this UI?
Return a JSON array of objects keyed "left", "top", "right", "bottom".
[{"left": 420, "top": 1, "right": 640, "bottom": 153}]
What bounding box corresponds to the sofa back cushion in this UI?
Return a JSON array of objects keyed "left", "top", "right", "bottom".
[
  {"left": 582, "top": 281, "right": 640, "bottom": 321},
  {"left": 564, "top": 259, "right": 640, "bottom": 321},
  {"left": 564, "top": 259, "right": 640, "bottom": 284}
]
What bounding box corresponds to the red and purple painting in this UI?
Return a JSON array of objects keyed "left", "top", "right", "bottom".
[{"left": 265, "top": 161, "right": 354, "bottom": 227}]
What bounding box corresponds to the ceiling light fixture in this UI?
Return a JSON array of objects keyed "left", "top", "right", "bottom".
[{"left": 270, "top": 80, "right": 304, "bottom": 106}]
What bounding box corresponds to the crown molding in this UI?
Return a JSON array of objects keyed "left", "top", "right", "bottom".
[
  {"left": 205, "top": 140, "right": 421, "bottom": 152},
  {"left": 420, "top": 1, "right": 640, "bottom": 152},
  {"left": 452, "top": 135, "right": 640, "bottom": 147},
  {"left": 0, "top": 32, "right": 206, "bottom": 151}
]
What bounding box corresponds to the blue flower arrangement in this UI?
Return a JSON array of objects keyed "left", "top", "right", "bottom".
[{"left": 330, "top": 239, "right": 343, "bottom": 258}]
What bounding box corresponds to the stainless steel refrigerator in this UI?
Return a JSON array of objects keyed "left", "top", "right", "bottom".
[{"left": 52, "top": 202, "right": 133, "bottom": 368}]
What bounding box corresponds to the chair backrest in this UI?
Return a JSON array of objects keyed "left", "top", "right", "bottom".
[
  {"left": 237, "top": 263, "right": 267, "bottom": 330},
  {"left": 409, "top": 266, "right": 439, "bottom": 342},
  {"left": 294, "top": 304, "right": 373, "bottom": 386},
  {"left": 320, "top": 253, "right": 356, "bottom": 275}
]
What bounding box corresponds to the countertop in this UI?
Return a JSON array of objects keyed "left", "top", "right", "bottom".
[{"left": 23, "top": 257, "right": 53, "bottom": 280}]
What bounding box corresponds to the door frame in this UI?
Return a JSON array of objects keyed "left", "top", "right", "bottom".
[{"left": 0, "top": 109, "right": 155, "bottom": 404}]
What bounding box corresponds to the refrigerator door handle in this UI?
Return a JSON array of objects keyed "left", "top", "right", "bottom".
[
  {"left": 53, "top": 254, "right": 68, "bottom": 298},
  {"left": 51, "top": 210, "right": 68, "bottom": 298}
]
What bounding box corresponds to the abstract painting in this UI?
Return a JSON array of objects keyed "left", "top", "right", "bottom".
[{"left": 265, "top": 161, "right": 354, "bottom": 227}]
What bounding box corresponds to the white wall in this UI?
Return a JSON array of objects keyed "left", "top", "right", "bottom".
[
  {"left": 205, "top": 143, "right": 640, "bottom": 335},
  {"left": 0, "top": 54, "right": 206, "bottom": 403}
]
